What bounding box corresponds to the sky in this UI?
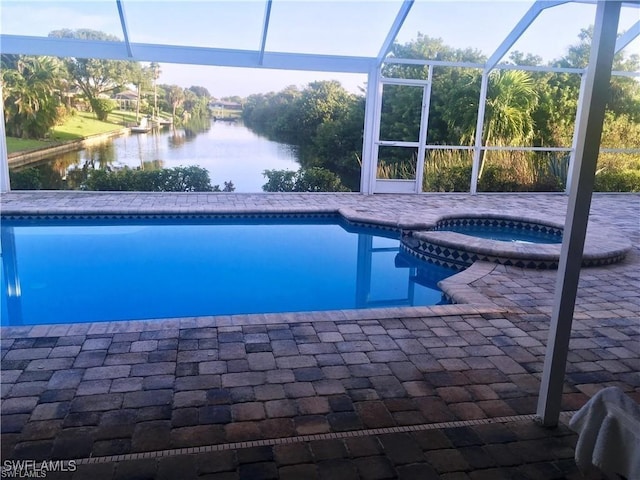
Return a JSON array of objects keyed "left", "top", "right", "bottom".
[{"left": 1, "top": 0, "right": 638, "bottom": 98}]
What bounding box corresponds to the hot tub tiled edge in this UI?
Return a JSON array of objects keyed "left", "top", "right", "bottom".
[{"left": 399, "top": 215, "right": 631, "bottom": 270}]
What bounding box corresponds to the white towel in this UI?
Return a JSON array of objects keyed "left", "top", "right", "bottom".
[{"left": 569, "top": 386, "right": 640, "bottom": 479}]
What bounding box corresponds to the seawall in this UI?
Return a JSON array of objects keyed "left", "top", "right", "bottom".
[{"left": 8, "top": 128, "right": 129, "bottom": 168}]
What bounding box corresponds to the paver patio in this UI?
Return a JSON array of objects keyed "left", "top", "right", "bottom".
[{"left": 1, "top": 192, "right": 638, "bottom": 479}]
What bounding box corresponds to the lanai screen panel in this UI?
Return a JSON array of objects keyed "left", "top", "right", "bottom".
[
  {"left": 395, "top": 1, "right": 532, "bottom": 61},
  {"left": 395, "top": 1, "right": 638, "bottom": 65},
  {"left": 266, "top": 0, "right": 404, "bottom": 57},
  {"left": 124, "top": 2, "right": 265, "bottom": 51},
  {"left": 504, "top": 2, "right": 640, "bottom": 64},
  {"left": 0, "top": 1, "right": 124, "bottom": 39}
]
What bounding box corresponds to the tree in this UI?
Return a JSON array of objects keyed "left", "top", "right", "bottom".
[
  {"left": 242, "top": 86, "right": 302, "bottom": 140},
  {"left": 508, "top": 50, "right": 543, "bottom": 67},
  {"left": 309, "top": 96, "right": 365, "bottom": 190},
  {"left": 150, "top": 62, "right": 161, "bottom": 116},
  {"left": 166, "top": 85, "right": 185, "bottom": 119},
  {"left": 476, "top": 69, "right": 538, "bottom": 178},
  {"left": 183, "top": 89, "right": 209, "bottom": 120},
  {"left": 554, "top": 26, "right": 640, "bottom": 121},
  {"left": 531, "top": 71, "right": 579, "bottom": 147},
  {"left": 131, "top": 63, "right": 153, "bottom": 121},
  {"left": 242, "top": 82, "right": 361, "bottom": 190},
  {"left": 385, "top": 34, "right": 486, "bottom": 145},
  {"left": 48, "top": 29, "right": 136, "bottom": 120},
  {"left": 188, "top": 85, "right": 211, "bottom": 99},
  {"left": 295, "top": 81, "right": 356, "bottom": 139},
  {"left": 155, "top": 84, "right": 170, "bottom": 114},
  {"left": 1, "top": 54, "right": 64, "bottom": 138},
  {"left": 223, "top": 95, "right": 243, "bottom": 104},
  {"left": 484, "top": 70, "right": 538, "bottom": 147},
  {"left": 261, "top": 169, "right": 296, "bottom": 192}
]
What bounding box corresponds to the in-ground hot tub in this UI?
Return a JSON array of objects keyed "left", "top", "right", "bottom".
[
  {"left": 399, "top": 213, "right": 631, "bottom": 270},
  {"left": 435, "top": 216, "right": 563, "bottom": 244}
]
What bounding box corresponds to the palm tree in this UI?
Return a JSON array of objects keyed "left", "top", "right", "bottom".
[
  {"left": 1, "top": 55, "right": 63, "bottom": 138},
  {"left": 131, "top": 64, "right": 153, "bottom": 122},
  {"left": 150, "top": 62, "right": 161, "bottom": 117},
  {"left": 478, "top": 69, "right": 538, "bottom": 178},
  {"left": 167, "top": 85, "right": 185, "bottom": 120}
]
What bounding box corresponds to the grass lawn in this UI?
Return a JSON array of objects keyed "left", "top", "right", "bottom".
[
  {"left": 108, "top": 110, "right": 140, "bottom": 125},
  {"left": 6, "top": 137, "right": 52, "bottom": 154},
  {"left": 8, "top": 109, "right": 179, "bottom": 155},
  {"left": 49, "top": 111, "right": 129, "bottom": 142},
  {"left": 7, "top": 110, "right": 141, "bottom": 154}
]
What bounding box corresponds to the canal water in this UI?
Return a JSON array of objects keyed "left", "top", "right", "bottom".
[{"left": 18, "top": 121, "right": 300, "bottom": 192}]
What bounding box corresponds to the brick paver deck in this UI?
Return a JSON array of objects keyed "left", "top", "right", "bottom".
[{"left": 1, "top": 192, "right": 638, "bottom": 479}]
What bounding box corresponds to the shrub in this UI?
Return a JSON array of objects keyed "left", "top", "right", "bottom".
[
  {"left": 262, "top": 169, "right": 297, "bottom": 192},
  {"left": 477, "top": 165, "right": 520, "bottom": 192},
  {"left": 83, "top": 166, "right": 215, "bottom": 192},
  {"left": 295, "top": 167, "right": 349, "bottom": 192},
  {"left": 90, "top": 98, "right": 118, "bottom": 121},
  {"left": 221, "top": 181, "right": 235, "bottom": 192},
  {"left": 9, "top": 168, "right": 42, "bottom": 190},
  {"left": 54, "top": 104, "right": 72, "bottom": 126},
  {"left": 477, "top": 164, "right": 563, "bottom": 192},
  {"left": 425, "top": 164, "right": 472, "bottom": 192},
  {"left": 159, "top": 165, "right": 214, "bottom": 192},
  {"left": 262, "top": 167, "right": 348, "bottom": 192},
  {"left": 594, "top": 169, "right": 640, "bottom": 192}
]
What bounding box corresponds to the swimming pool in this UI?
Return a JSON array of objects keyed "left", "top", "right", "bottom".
[{"left": 0, "top": 214, "right": 455, "bottom": 326}]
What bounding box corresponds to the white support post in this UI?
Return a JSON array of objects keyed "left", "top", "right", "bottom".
[
  {"left": 258, "top": 0, "right": 273, "bottom": 65},
  {"left": 415, "top": 65, "right": 433, "bottom": 194},
  {"left": 566, "top": 73, "right": 587, "bottom": 193},
  {"left": 360, "top": 66, "right": 382, "bottom": 194},
  {"left": 0, "top": 87, "right": 10, "bottom": 193},
  {"left": 116, "top": 0, "right": 133, "bottom": 57},
  {"left": 376, "top": 0, "right": 415, "bottom": 62},
  {"left": 536, "top": 0, "right": 621, "bottom": 428},
  {"left": 615, "top": 19, "right": 640, "bottom": 54},
  {"left": 485, "top": 1, "right": 568, "bottom": 70},
  {"left": 470, "top": 71, "right": 489, "bottom": 194}
]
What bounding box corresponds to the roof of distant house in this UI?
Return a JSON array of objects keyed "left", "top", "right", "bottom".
[
  {"left": 210, "top": 100, "right": 242, "bottom": 108},
  {"left": 114, "top": 91, "right": 138, "bottom": 100}
]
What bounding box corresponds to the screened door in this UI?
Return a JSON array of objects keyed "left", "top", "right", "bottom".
[{"left": 373, "top": 77, "right": 431, "bottom": 193}]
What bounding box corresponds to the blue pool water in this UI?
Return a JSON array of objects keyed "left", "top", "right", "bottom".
[
  {"left": 442, "top": 225, "right": 562, "bottom": 244},
  {"left": 1, "top": 216, "right": 455, "bottom": 326}
]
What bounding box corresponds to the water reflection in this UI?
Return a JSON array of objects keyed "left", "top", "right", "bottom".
[
  {"left": 11, "top": 121, "right": 300, "bottom": 192},
  {"left": 168, "top": 128, "right": 187, "bottom": 149}
]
